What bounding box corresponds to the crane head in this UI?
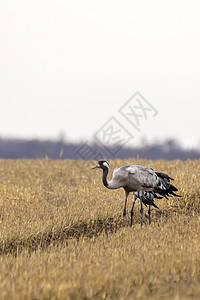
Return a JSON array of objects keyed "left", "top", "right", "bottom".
[{"left": 91, "top": 160, "right": 110, "bottom": 170}]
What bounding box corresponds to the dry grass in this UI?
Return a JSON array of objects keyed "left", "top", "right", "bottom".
[{"left": 0, "top": 159, "right": 199, "bottom": 299}]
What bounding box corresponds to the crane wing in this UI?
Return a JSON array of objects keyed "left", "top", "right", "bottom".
[
  {"left": 126, "top": 165, "right": 158, "bottom": 189},
  {"left": 112, "top": 165, "right": 158, "bottom": 190},
  {"left": 110, "top": 165, "right": 180, "bottom": 197}
]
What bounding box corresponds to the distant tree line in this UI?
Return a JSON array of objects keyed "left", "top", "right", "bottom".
[{"left": 0, "top": 137, "right": 200, "bottom": 160}]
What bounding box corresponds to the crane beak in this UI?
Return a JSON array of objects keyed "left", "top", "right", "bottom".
[{"left": 91, "top": 163, "right": 100, "bottom": 169}]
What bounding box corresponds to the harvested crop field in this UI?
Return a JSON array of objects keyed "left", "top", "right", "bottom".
[{"left": 0, "top": 159, "right": 199, "bottom": 300}]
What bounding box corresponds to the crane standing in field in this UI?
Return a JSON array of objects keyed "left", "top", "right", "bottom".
[
  {"left": 132, "top": 191, "right": 162, "bottom": 225},
  {"left": 92, "top": 160, "right": 180, "bottom": 226}
]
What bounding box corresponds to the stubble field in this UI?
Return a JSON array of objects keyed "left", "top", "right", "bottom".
[{"left": 0, "top": 159, "right": 199, "bottom": 299}]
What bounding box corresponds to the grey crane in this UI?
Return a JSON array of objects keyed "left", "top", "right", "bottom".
[
  {"left": 132, "top": 191, "right": 162, "bottom": 225},
  {"left": 92, "top": 160, "right": 180, "bottom": 226}
]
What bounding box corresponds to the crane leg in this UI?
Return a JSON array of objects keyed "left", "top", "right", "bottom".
[
  {"left": 130, "top": 194, "right": 137, "bottom": 227},
  {"left": 148, "top": 205, "right": 151, "bottom": 225},
  {"left": 122, "top": 191, "right": 129, "bottom": 227}
]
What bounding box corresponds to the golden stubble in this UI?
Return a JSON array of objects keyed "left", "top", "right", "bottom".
[{"left": 0, "top": 159, "right": 199, "bottom": 299}]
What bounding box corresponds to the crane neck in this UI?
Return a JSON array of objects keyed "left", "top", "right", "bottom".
[{"left": 102, "top": 167, "right": 109, "bottom": 188}]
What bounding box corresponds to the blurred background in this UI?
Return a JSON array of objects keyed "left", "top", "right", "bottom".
[{"left": 1, "top": 0, "right": 200, "bottom": 159}]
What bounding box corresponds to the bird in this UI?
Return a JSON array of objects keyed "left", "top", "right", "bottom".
[
  {"left": 92, "top": 160, "right": 180, "bottom": 226},
  {"left": 132, "top": 170, "right": 177, "bottom": 225},
  {"left": 133, "top": 191, "right": 162, "bottom": 226}
]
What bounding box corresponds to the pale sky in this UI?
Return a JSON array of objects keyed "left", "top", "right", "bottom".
[{"left": 1, "top": 0, "right": 200, "bottom": 149}]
